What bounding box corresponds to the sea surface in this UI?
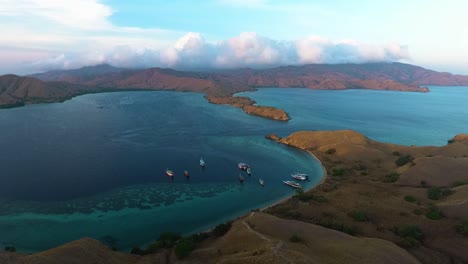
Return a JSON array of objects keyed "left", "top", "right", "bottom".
[{"left": 0, "top": 86, "right": 467, "bottom": 252}]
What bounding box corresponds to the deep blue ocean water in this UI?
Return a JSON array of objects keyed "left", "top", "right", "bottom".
[{"left": 0, "top": 86, "right": 467, "bottom": 252}]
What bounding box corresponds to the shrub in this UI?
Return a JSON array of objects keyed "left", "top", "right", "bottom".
[
  {"left": 383, "top": 172, "right": 400, "bottom": 183},
  {"left": 294, "top": 189, "right": 328, "bottom": 203},
  {"left": 447, "top": 139, "right": 455, "bottom": 144},
  {"left": 396, "top": 225, "right": 424, "bottom": 248},
  {"left": 348, "top": 210, "right": 369, "bottom": 222},
  {"left": 130, "top": 247, "right": 145, "bottom": 255},
  {"left": 413, "top": 208, "right": 423, "bottom": 215},
  {"left": 158, "top": 232, "right": 181, "bottom": 248},
  {"left": 175, "top": 237, "right": 195, "bottom": 259},
  {"left": 332, "top": 168, "right": 345, "bottom": 177},
  {"left": 426, "top": 206, "right": 444, "bottom": 220},
  {"left": 456, "top": 220, "right": 468, "bottom": 236},
  {"left": 318, "top": 220, "right": 357, "bottom": 235},
  {"left": 427, "top": 187, "right": 453, "bottom": 200},
  {"left": 392, "top": 151, "right": 401, "bottom": 156},
  {"left": 395, "top": 155, "right": 414, "bottom": 167},
  {"left": 326, "top": 148, "right": 336, "bottom": 155},
  {"left": 213, "top": 222, "right": 232, "bottom": 237},
  {"left": 404, "top": 195, "right": 416, "bottom": 202},
  {"left": 452, "top": 181, "right": 467, "bottom": 187},
  {"left": 4, "top": 246, "right": 16, "bottom": 252},
  {"left": 289, "top": 234, "right": 303, "bottom": 243}
]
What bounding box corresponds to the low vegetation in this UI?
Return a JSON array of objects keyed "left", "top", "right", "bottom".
[
  {"left": 425, "top": 205, "right": 444, "bottom": 220},
  {"left": 325, "top": 148, "right": 336, "bottom": 155},
  {"left": 404, "top": 195, "right": 416, "bottom": 202},
  {"left": 395, "top": 155, "right": 414, "bottom": 167},
  {"left": 456, "top": 220, "right": 468, "bottom": 236},
  {"left": 332, "top": 168, "right": 345, "bottom": 177},
  {"left": 395, "top": 225, "right": 424, "bottom": 248},
  {"left": 294, "top": 189, "right": 328, "bottom": 203},
  {"left": 427, "top": 187, "right": 453, "bottom": 200},
  {"left": 174, "top": 237, "right": 196, "bottom": 259},
  {"left": 289, "top": 234, "right": 303, "bottom": 243},
  {"left": 452, "top": 181, "right": 467, "bottom": 187},
  {"left": 4, "top": 246, "right": 16, "bottom": 252},
  {"left": 318, "top": 219, "right": 357, "bottom": 235},
  {"left": 348, "top": 210, "right": 369, "bottom": 222},
  {"left": 130, "top": 223, "right": 224, "bottom": 257},
  {"left": 383, "top": 172, "right": 400, "bottom": 183}
]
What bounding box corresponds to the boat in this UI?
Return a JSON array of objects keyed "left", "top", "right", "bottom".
[
  {"left": 184, "top": 170, "right": 190, "bottom": 177},
  {"left": 246, "top": 167, "right": 252, "bottom": 175},
  {"left": 200, "top": 157, "right": 206, "bottom": 167},
  {"left": 239, "top": 174, "right": 245, "bottom": 184},
  {"left": 291, "top": 173, "right": 308, "bottom": 181},
  {"left": 259, "top": 178, "right": 264, "bottom": 186},
  {"left": 165, "top": 168, "right": 174, "bottom": 177},
  {"left": 283, "top": 180, "right": 302, "bottom": 189},
  {"left": 238, "top": 162, "right": 250, "bottom": 170}
]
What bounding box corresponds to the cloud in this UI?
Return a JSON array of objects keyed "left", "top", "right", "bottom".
[{"left": 0, "top": 0, "right": 409, "bottom": 74}]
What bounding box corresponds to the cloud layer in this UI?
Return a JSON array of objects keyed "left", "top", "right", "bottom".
[
  {"left": 0, "top": 0, "right": 409, "bottom": 74},
  {"left": 29, "top": 32, "right": 409, "bottom": 73}
]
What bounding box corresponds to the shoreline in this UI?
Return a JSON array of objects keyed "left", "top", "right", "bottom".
[{"left": 258, "top": 148, "right": 328, "bottom": 212}]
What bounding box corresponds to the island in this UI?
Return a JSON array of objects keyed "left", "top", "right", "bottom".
[{"left": 2, "top": 130, "right": 467, "bottom": 263}]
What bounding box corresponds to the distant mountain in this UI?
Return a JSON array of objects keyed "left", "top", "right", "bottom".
[
  {"left": 0, "top": 74, "right": 101, "bottom": 108},
  {"left": 3, "top": 62, "right": 468, "bottom": 110}
]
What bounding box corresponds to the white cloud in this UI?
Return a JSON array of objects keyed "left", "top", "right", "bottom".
[{"left": 0, "top": 0, "right": 410, "bottom": 74}]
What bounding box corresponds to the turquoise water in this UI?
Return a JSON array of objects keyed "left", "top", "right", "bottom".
[
  {"left": 239, "top": 86, "right": 468, "bottom": 146},
  {"left": 1, "top": 86, "right": 467, "bottom": 252},
  {"left": 0, "top": 91, "right": 322, "bottom": 252}
]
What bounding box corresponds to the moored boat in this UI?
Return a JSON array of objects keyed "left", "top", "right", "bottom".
[
  {"left": 283, "top": 180, "right": 302, "bottom": 189},
  {"left": 291, "top": 173, "right": 308, "bottom": 181},
  {"left": 165, "top": 168, "right": 174, "bottom": 177},
  {"left": 184, "top": 170, "right": 190, "bottom": 177},
  {"left": 200, "top": 157, "right": 206, "bottom": 167},
  {"left": 246, "top": 167, "right": 252, "bottom": 175},
  {"left": 238, "top": 162, "right": 249, "bottom": 170},
  {"left": 259, "top": 178, "right": 264, "bottom": 186}
]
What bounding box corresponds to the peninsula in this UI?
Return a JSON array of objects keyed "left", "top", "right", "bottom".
[
  {"left": 3, "top": 62, "right": 466, "bottom": 120},
  {"left": 2, "top": 130, "right": 467, "bottom": 263}
]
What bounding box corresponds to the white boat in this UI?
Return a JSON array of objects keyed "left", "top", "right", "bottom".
[
  {"left": 259, "top": 178, "right": 264, "bottom": 186},
  {"left": 200, "top": 157, "right": 206, "bottom": 167},
  {"left": 165, "top": 168, "right": 174, "bottom": 177},
  {"left": 247, "top": 167, "right": 252, "bottom": 175},
  {"left": 238, "top": 162, "right": 249, "bottom": 170},
  {"left": 283, "top": 180, "right": 302, "bottom": 189},
  {"left": 291, "top": 173, "right": 308, "bottom": 181},
  {"left": 184, "top": 170, "right": 190, "bottom": 177}
]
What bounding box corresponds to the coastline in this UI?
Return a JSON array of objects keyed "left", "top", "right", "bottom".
[{"left": 259, "top": 148, "right": 328, "bottom": 212}]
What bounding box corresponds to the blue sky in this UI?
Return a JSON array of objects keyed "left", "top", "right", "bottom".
[{"left": 0, "top": 0, "right": 466, "bottom": 74}]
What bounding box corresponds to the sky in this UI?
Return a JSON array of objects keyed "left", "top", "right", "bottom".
[{"left": 0, "top": 0, "right": 467, "bottom": 75}]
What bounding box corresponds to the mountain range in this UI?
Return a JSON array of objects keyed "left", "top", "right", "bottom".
[{"left": 1, "top": 62, "right": 468, "bottom": 111}]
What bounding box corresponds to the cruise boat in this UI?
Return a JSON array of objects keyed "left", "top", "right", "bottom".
[
  {"left": 283, "top": 180, "right": 302, "bottom": 189},
  {"left": 200, "top": 157, "right": 206, "bottom": 167},
  {"left": 238, "top": 162, "right": 250, "bottom": 170},
  {"left": 291, "top": 173, "right": 308, "bottom": 181},
  {"left": 165, "top": 168, "right": 174, "bottom": 177}
]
